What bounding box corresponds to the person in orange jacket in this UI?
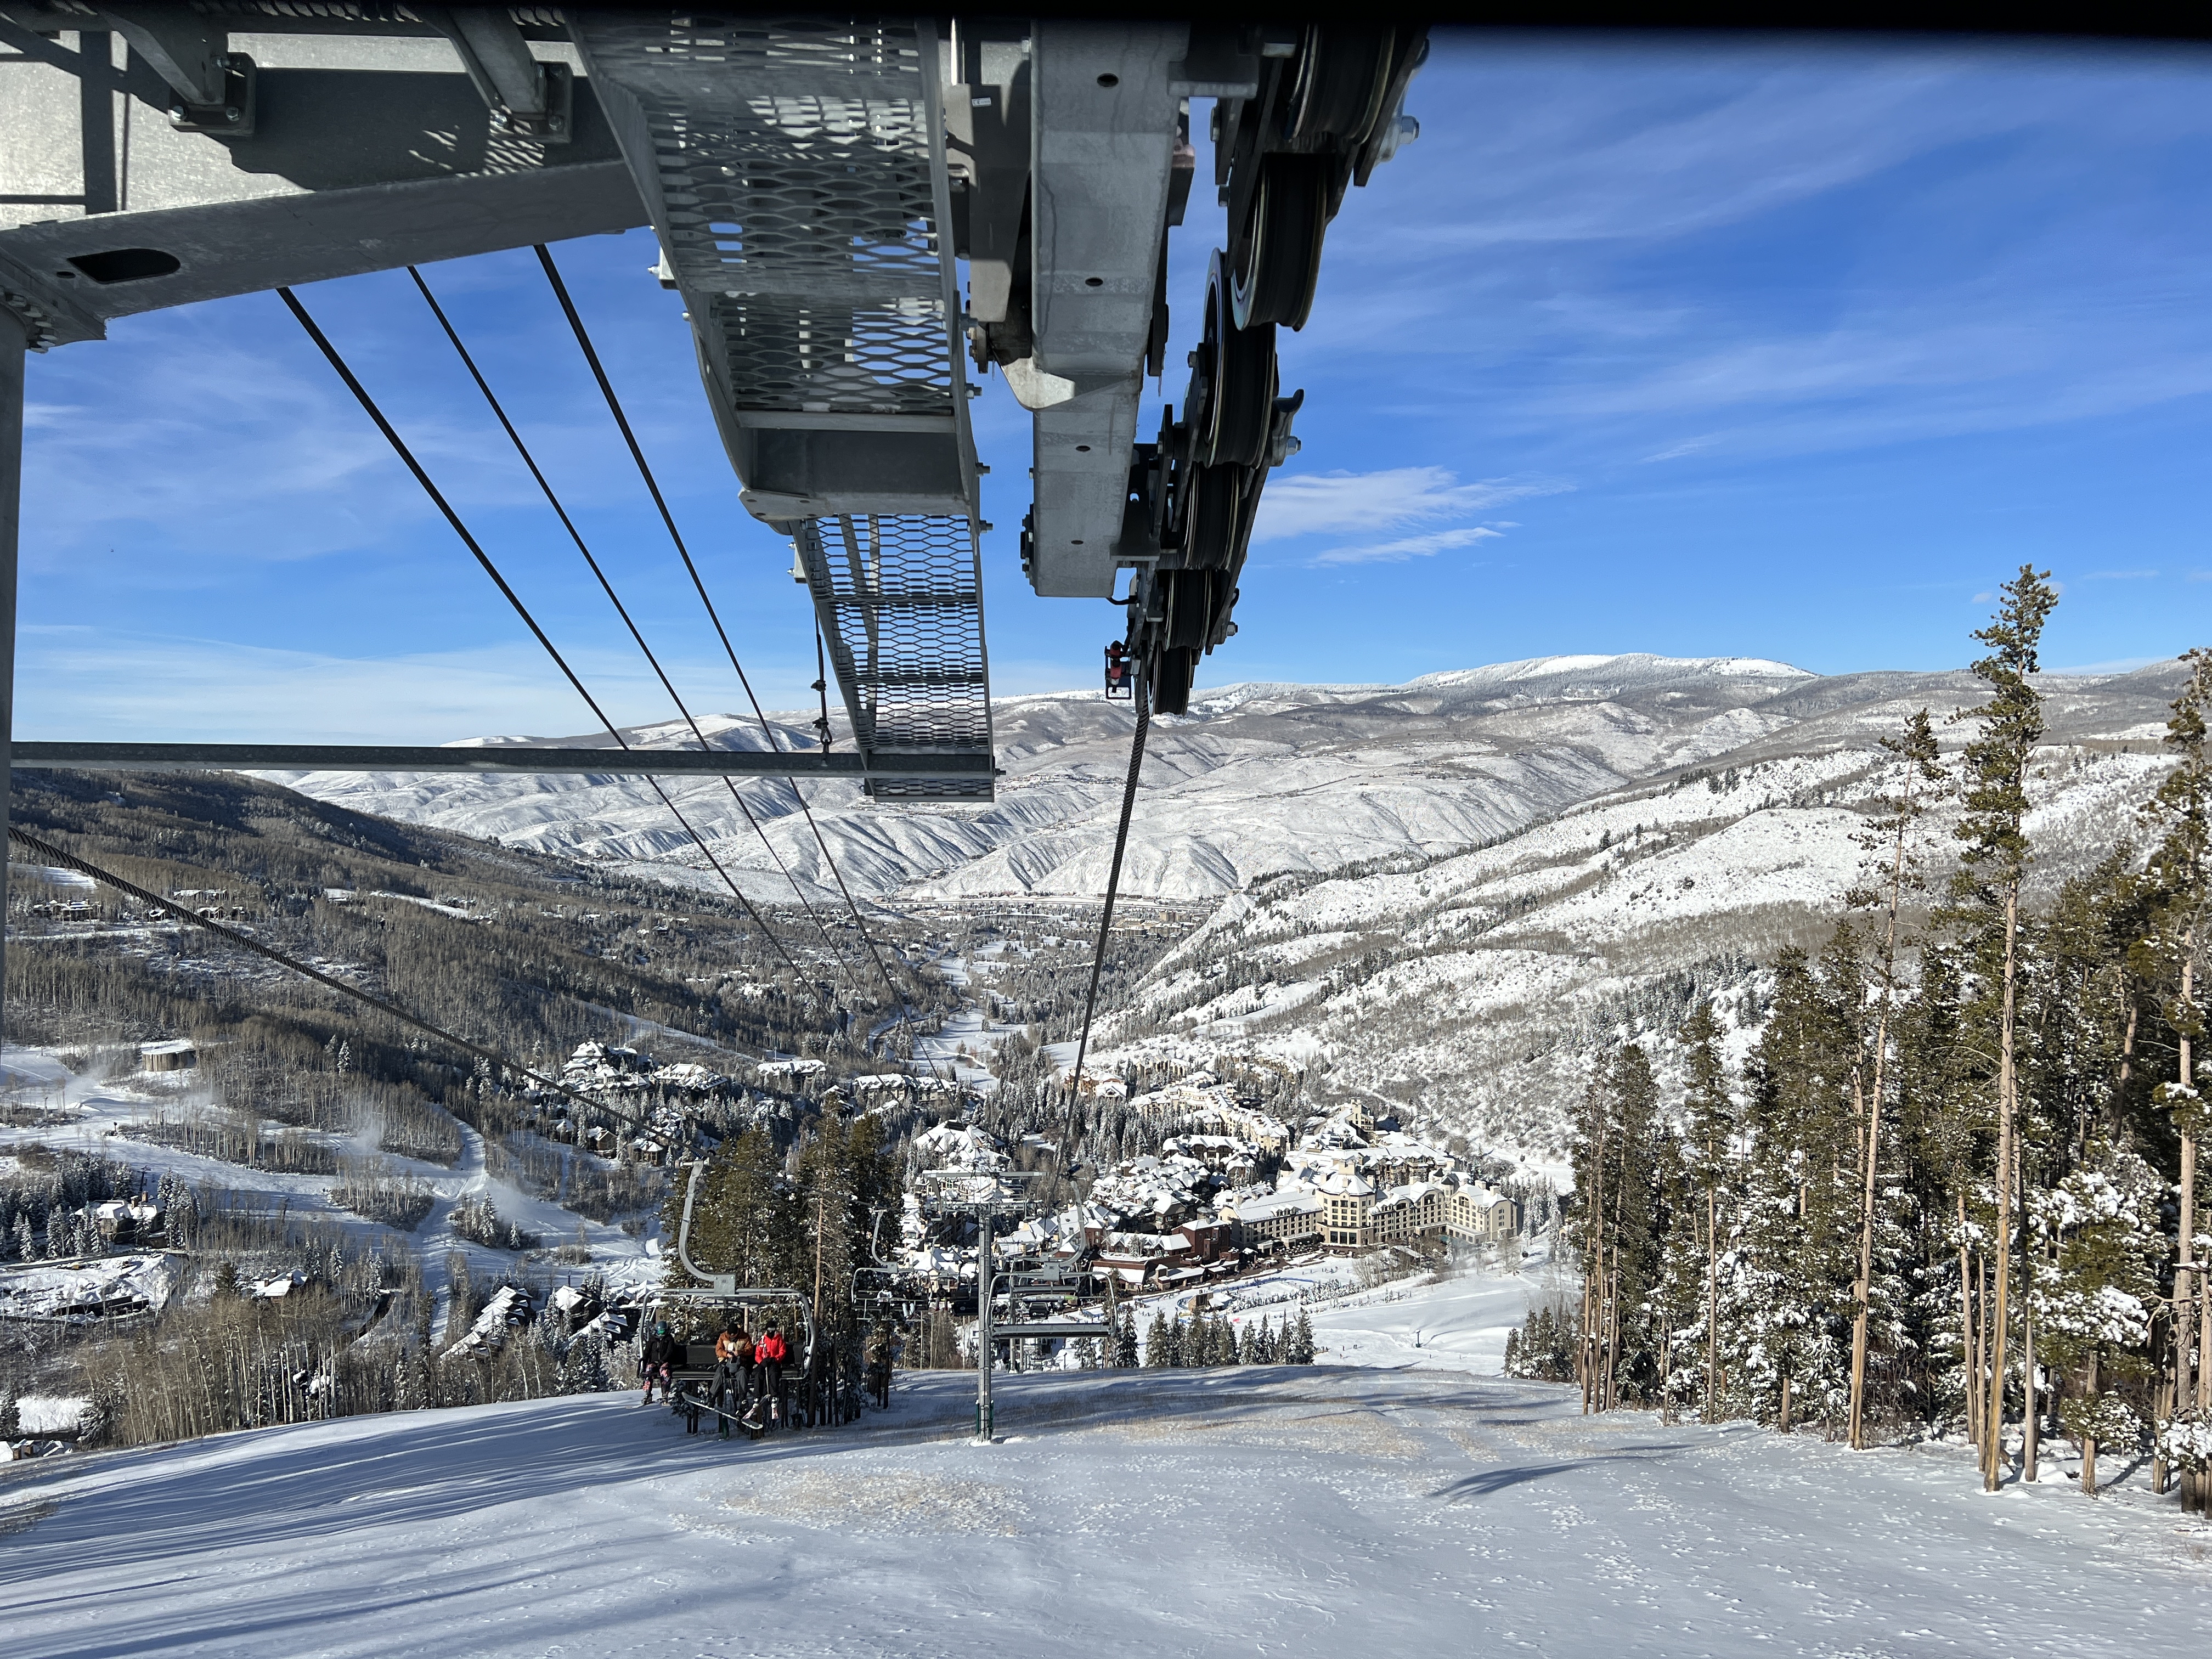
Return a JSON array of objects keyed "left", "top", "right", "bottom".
[{"left": 713, "top": 1322, "right": 751, "bottom": 1438}]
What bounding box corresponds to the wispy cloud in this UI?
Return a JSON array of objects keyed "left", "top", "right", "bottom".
[
  {"left": 1312, "top": 527, "right": 1504, "bottom": 567},
  {"left": 1641, "top": 436, "right": 1719, "bottom": 462},
  {"left": 1252, "top": 467, "right": 1571, "bottom": 544}
]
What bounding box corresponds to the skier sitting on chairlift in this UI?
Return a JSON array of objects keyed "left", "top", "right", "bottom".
[
  {"left": 755, "top": 1325, "right": 789, "bottom": 1427},
  {"left": 713, "top": 1323, "right": 751, "bottom": 1441},
  {"left": 640, "top": 1321, "right": 679, "bottom": 1405}
]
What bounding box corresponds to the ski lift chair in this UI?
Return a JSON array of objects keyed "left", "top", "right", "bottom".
[{"left": 1103, "top": 641, "right": 1134, "bottom": 700}]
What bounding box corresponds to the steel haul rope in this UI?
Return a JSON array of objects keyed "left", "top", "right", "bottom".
[
  {"left": 534, "top": 245, "right": 942, "bottom": 1068},
  {"left": 404, "top": 266, "right": 857, "bottom": 987},
  {"left": 1048, "top": 699, "right": 1152, "bottom": 1220},
  {"left": 275, "top": 284, "right": 808, "bottom": 981}
]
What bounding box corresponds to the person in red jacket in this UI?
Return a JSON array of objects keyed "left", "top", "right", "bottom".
[{"left": 755, "top": 1325, "right": 788, "bottom": 1426}]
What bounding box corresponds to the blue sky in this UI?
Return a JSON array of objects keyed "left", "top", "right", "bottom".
[{"left": 19, "top": 32, "right": 2212, "bottom": 742}]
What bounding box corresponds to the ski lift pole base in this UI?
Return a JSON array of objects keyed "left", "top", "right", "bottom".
[{"left": 974, "top": 1399, "right": 994, "bottom": 1443}]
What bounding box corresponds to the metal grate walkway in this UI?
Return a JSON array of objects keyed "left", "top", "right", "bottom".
[
  {"left": 577, "top": 13, "right": 992, "bottom": 800},
  {"left": 798, "top": 514, "right": 991, "bottom": 799}
]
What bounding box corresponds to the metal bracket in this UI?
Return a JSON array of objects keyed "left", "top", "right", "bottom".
[
  {"left": 166, "top": 56, "right": 256, "bottom": 139},
  {"left": 101, "top": 7, "right": 255, "bottom": 138},
  {"left": 427, "top": 5, "right": 570, "bottom": 143}
]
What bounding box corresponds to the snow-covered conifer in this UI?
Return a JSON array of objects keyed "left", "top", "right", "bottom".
[{"left": 2035, "top": 1143, "right": 2162, "bottom": 1493}]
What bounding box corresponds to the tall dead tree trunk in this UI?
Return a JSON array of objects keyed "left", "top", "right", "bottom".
[
  {"left": 1850, "top": 713, "right": 1937, "bottom": 1449},
  {"left": 1581, "top": 1114, "right": 1607, "bottom": 1415},
  {"left": 2187, "top": 949, "right": 2209, "bottom": 1516},
  {"left": 1958, "top": 1195, "right": 1979, "bottom": 1450},
  {"left": 1983, "top": 885, "right": 2021, "bottom": 1493},
  {"left": 2177, "top": 958, "right": 2199, "bottom": 1510},
  {"left": 1705, "top": 1184, "right": 1720, "bottom": 1424},
  {"left": 2081, "top": 1349, "right": 2101, "bottom": 1497}
]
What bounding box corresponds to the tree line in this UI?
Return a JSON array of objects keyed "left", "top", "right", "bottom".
[
  {"left": 1512, "top": 571, "right": 2210, "bottom": 1510},
  {"left": 657, "top": 1109, "right": 903, "bottom": 1373}
]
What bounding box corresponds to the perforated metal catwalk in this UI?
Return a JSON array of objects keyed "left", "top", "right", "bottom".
[
  {"left": 797, "top": 514, "right": 992, "bottom": 800},
  {"left": 577, "top": 13, "right": 992, "bottom": 800}
]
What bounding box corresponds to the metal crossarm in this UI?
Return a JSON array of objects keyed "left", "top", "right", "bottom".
[{"left": 575, "top": 13, "right": 994, "bottom": 800}]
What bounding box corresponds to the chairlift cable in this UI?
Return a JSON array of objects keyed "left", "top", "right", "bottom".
[
  {"left": 275, "top": 286, "right": 807, "bottom": 983},
  {"left": 533, "top": 246, "right": 943, "bottom": 1068},
  {"left": 404, "top": 266, "right": 860, "bottom": 990},
  {"left": 1047, "top": 700, "right": 1152, "bottom": 1221},
  {"left": 5, "top": 825, "right": 646, "bottom": 1133}
]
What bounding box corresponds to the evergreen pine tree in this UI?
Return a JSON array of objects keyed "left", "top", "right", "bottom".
[
  {"left": 1144, "top": 1310, "right": 1170, "bottom": 1368},
  {"left": 558, "top": 1327, "right": 611, "bottom": 1395},
  {"left": 1675, "top": 1011, "right": 1737, "bottom": 1420},
  {"left": 1115, "top": 1308, "right": 1139, "bottom": 1368},
  {"left": 2034, "top": 1141, "right": 2162, "bottom": 1494},
  {"left": 1948, "top": 565, "right": 2058, "bottom": 1491},
  {"left": 2140, "top": 647, "right": 2212, "bottom": 1508}
]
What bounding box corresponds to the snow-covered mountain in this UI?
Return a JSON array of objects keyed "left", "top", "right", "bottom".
[
  {"left": 269, "top": 652, "right": 2181, "bottom": 910},
  {"left": 1080, "top": 658, "right": 2187, "bottom": 1170}
]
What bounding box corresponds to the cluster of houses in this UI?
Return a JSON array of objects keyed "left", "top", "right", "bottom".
[
  {"left": 899, "top": 1074, "right": 1521, "bottom": 1296},
  {"left": 512, "top": 1041, "right": 741, "bottom": 1164}
]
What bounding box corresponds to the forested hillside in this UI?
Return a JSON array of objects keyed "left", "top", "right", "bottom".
[
  {"left": 5, "top": 765, "right": 945, "bottom": 1109},
  {"left": 1508, "top": 575, "right": 2212, "bottom": 1512}
]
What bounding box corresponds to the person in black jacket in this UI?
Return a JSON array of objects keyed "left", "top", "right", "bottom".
[{"left": 641, "top": 1321, "right": 679, "bottom": 1405}]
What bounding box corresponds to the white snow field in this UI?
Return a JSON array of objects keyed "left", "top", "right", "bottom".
[
  {"left": 1307, "top": 1265, "right": 1542, "bottom": 1373},
  {"left": 5, "top": 1359, "right": 2208, "bottom": 1659}
]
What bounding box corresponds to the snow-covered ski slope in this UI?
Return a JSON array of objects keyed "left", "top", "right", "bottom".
[
  {"left": 267, "top": 654, "right": 2188, "bottom": 906},
  {"left": 5, "top": 1359, "right": 2205, "bottom": 1658},
  {"left": 1306, "top": 1265, "right": 1543, "bottom": 1373}
]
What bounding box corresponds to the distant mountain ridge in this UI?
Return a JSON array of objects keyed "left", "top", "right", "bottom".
[
  {"left": 1073, "top": 654, "right": 2187, "bottom": 1169},
  {"left": 264, "top": 653, "right": 2188, "bottom": 909}
]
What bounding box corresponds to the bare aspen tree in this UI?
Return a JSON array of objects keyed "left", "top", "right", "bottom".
[{"left": 1576, "top": 1068, "right": 1608, "bottom": 1414}]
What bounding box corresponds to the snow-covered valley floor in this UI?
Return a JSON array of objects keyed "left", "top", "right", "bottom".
[{"left": 6, "top": 1351, "right": 2208, "bottom": 1659}]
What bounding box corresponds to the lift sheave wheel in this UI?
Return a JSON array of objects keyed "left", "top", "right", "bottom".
[
  {"left": 1284, "top": 25, "right": 1397, "bottom": 145},
  {"left": 1196, "top": 253, "right": 1278, "bottom": 470},
  {"left": 1181, "top": 464, "right": 1245, "bottom": 570},
  {"left": 1231, "top": 153, "right": 1329, "bottom": 330}
]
